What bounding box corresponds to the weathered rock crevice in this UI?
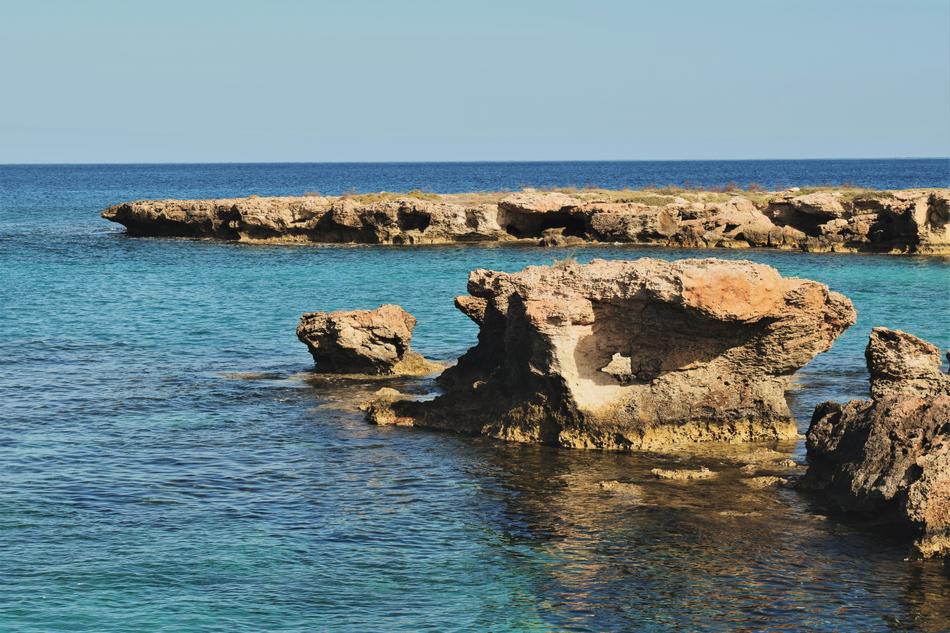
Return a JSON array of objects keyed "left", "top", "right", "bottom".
[{"left": 499, "top": 208, "right": 589, "bottom": 239}]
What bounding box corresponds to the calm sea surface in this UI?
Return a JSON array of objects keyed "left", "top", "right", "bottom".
[{"left": 1, "top": 160, "right": 949, "bottom": 632}]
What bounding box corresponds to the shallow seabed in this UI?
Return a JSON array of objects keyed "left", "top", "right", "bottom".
[{"left": 1, "top": 162, "right": 949, "bottom": 632}]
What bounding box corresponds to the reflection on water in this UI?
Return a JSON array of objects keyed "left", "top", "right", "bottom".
[
  {"left": 464, "top": 439, "right": 950, "bottom": 632},
  {"left": 298, "top": 374, "right": 950, "bottom": 632}
]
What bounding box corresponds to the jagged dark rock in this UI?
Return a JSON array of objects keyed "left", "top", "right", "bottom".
[{"left": 803, "top": 328, "right": 950, "bottom": 558}]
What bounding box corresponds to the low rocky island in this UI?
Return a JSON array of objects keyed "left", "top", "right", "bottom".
[
  {"left": 366, "top": 257, "right": 857, "bottom": 449},
  {"left": 102, "top": 186, "right": 950, "bottom": 254},
  {"left": 803, "top": 328, "right": 950, "bottom": 558}
]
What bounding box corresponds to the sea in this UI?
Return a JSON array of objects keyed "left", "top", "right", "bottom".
[{"left": 1, "top": 159, "right": 949, "bottom": 632}]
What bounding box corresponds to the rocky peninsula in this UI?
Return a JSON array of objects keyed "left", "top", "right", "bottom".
[
  {"left": 365, "top": 257, "right": 856, "bottom": 449},
  {"left": 102, "top": 187, "right": 950, "bottom": 254},
  {"left": 803, "top": 328, "right": 950, "bottom": 558}
]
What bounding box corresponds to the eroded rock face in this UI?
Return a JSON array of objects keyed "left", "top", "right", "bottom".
[
  {"left": 367, "top": 258, "right": 856, "bottom": 450},
  {"left": 103, "top": 195, "right": 509, "bottom": 245},
  {"left": 102, "top": 188, "right": 950, "bottom": 254},
  {"left": 765, "top": 190, "right": 950, "bottom": 253},
  {"left": 803, "top": 328, "right": 950, "bottom": 557},
  {"left": 296, "top": 304, "right": 435, "bottom": 375}
]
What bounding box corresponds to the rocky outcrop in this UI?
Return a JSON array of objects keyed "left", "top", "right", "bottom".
[
  {"left": 296, "top": 304, "right": 438, "bottom": 376},
  {"left": 803, "top": 328, "right": 950, "bottom": 557},
  {"left": 583, "top": 196, "right": 782, "bottom": 250},
  {"left": 102, "top": 188, "right": 950, "bottom": 254},
  {"left": 765, "top": 189, "right": 950, "bottom": 254},
  {"left": 366, "top": 258, "right": 856, "bottom": 450}
]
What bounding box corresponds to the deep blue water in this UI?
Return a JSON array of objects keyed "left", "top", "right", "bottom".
[
  {"left": 1, "top": 161, "right": 949, "bottom": 632},
  {"left": 2, "top": 158, "right": 948, "bottom": 204}
]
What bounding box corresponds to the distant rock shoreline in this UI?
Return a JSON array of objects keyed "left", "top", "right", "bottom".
[{"left": 102, "top": 187, "right": 950, "bottom": 255}]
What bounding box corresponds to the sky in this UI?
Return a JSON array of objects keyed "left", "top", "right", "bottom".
[{"left": 1, "top": 0, "right": 948, "bottom": 163}]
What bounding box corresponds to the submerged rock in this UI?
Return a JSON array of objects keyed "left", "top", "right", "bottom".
[
  {"left": 651, "top": 467, "right": 717, "bottom": 481},
  {"left": 803, "top": 328, "right": 950, "bottom": 558},
  {"left": 373, "top": 387, "right": 403, "bottom": 399},
  {"left": 718, "top": 510, "right": 763, "bottom": 518},
  {"left": 742, "top": 476, "right": 788, "bottom": 489},
  {"left": 101, "top": 188, "right": 950, "bottom": 254},
  {"left": 739, "top": 459, "right": 800, "bottom": 475},
  {"left": 597, "top": 480, "right": 645, "bottom": 497},
  {"left": 296, "top": 304, "right": 438, "bottom": 376},
  {"left": 366, "top": 258, "right": 856, "bottom": 450}
]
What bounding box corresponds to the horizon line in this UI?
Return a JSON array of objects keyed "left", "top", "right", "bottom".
[{"left": 2, "top": 156, "right": 948, "bottom": 167}]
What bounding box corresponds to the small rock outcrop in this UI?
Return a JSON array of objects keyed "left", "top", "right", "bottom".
[
  {"left": 803, "top": 328, "right": 950, "bottom": 557},
  {"left": 296, "top": 304, "right": 437, "bottom": 376},
  {"left": 367, "top": 258, "right": 856, "bottom": 449},
  {"left": 102, "top": 188, "right": 950, "bottom": 254}
]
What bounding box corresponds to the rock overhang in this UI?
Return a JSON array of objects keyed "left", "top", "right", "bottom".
[{"left": 368, "top": 257, "right": 857, "bottom": 450}]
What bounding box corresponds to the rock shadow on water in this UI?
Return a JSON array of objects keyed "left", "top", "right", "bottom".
[
  {"left": 217, "top": 364, "right": 444, "bottom": 415},
  {"left": 221, "top": 357, "right": 950, "bottom": 630},
  {"left": 296, "top": 369, "right": 443, "bottom": 414},
  {"left": 445, "top": 439, "right": 950, "bottom": 631}
]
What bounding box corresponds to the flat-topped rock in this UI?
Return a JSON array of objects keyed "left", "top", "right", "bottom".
[
  {"left": 103, "top": 195, "right": 508, "bottom": 245},
  {"left": 804, "top": 328, "right": 950, "bottom": 558},
  {"left": 296, "top": 304, "right": 438, "bottom": 376},
  {"left": 102, "top": 187, "right": 950, "bottom": 254},
  {"left": 497, "top": 190, "right": 582, "bottom": 214},
  {"left": 366, "top": 258, "right": 856, "bottom": 450}
]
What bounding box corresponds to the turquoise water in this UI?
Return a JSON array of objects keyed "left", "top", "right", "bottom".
[{"left": 1, "top": 162, "right": 949, "bottom": 632}]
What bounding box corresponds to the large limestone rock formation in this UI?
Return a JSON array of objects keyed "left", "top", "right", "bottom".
[
  {"left": 367, "top": 258, "right": 856, "bottom": 449},
  {"left": 296, "top": 304, "right": 436, "bottom": 376},
  {"left": 102, "top": 188, "right": 950, "bottom": 254},
  {"left": 803, "top": 328, "right": 950, "bottom": 557}
]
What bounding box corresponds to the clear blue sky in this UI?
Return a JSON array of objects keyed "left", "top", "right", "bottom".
[{"left": 2, "top": 0, "right": 948, "bottom": 163}]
